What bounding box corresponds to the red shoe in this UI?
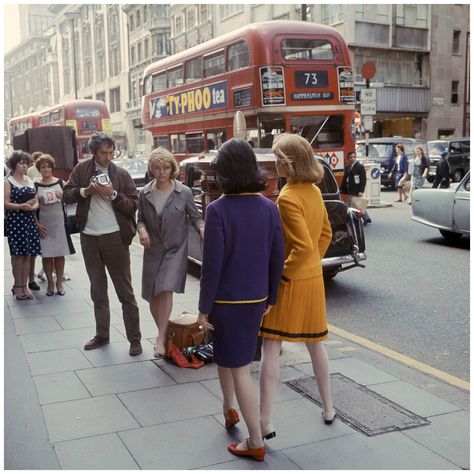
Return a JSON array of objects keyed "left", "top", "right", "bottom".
[
  {"left": 224, "top": 408, "right": 240, "bottom": 429},
  {"left": 228, "top": 439, "right": 265, "bottom": 462}
]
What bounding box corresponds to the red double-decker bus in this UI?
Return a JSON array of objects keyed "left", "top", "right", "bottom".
[
  {"left": 141, "top": 20, "right": 356, "bottom": 181},
  {"left": 9, "top": 112, "right": 40, "bottom": 137},
  {"left": 9, "top": 99, "right": 112, "bottom": 160}
]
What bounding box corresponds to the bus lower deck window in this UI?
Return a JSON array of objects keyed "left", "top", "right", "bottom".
[{"left": 291, "top": 115, "right": 344, "bottom": 148}]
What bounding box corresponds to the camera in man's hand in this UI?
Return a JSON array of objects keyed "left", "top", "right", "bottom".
[{"left": 94, "top": 174, "right": 110, "bottom": 185}]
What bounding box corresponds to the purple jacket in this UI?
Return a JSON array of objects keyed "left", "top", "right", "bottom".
[{"left": 199, "top": 194, "right": 284, "bottom": 315}]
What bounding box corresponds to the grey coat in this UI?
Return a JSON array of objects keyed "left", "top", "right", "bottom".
[{"left": 138, "top": 179, "right": 204, "bottom": 301}]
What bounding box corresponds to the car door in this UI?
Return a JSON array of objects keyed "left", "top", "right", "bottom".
[{"left": 453, "top": 173, "right": 470, "bottom": 233}]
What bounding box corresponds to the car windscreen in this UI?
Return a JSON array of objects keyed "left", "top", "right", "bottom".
[
  {"left": 427, "top": 141, "right": 448, "bottom": 158},
  {"left": 356, "top": 143, "right": 393, "bottom": 159},
  {"left": 115, "top": 160, "right": 148, "bottom": 173}
]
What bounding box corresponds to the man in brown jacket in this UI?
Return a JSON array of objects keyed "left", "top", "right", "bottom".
[{"left": 63, "top": 133, "right": 142, "bottom": 356}]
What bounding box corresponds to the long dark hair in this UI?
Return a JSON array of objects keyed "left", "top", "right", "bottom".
[{"left": 212, "top": 139, "right": 267, "bottom": 194}]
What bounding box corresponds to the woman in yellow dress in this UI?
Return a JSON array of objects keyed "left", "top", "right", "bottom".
[{"left": 259, "top": 133, "right": 336, "bottom": 439}]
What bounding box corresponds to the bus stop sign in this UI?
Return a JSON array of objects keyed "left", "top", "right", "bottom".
[{"left": 361, "top": 62, "right": 376, "bottom": 80}]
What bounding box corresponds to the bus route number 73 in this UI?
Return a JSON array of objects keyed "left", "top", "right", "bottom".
[{"left": 295, "top": 70, "right": 328, "bottom": 89}]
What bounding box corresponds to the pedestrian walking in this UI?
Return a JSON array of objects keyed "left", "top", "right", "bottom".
[
  {"left": 432, "top": 151, "right": 451, "bottom": 189},
  {"left": 34, "top": 154, "right": 75, "bottom": 296},
  {"left": 407, "top": 146, "right": 429, "bottom": 204},
  {"left": 388, "top": 143, "right": 409, "bottom": 202},
  {"left": 4, "top": 150, "right": 41, "bottom": 300},
  {"left": 63, "top": 132, "right": 142, "bottom": 356},
  {"left": 137, "top": 147, "right": 204, "bottom": 358},
  {"left": 340, "top": 151, "right": 371, "bottom": 224},
  {"left": 198, "top": 139, "right": 284, "bottom": 462},
  {"left": 259, "top": 134, "right": 336, "bottom": 439}
]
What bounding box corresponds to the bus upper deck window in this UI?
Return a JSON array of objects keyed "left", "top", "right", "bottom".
[
  {"left": 204, "top": 50, "right": 225, "bottom": 78},
  {"left": 144, "top": 76, "right": 152, "bottom": 95},
  {"left": 185, "top": 57, "right": 202, "bottom": 84},
  {"left": 152, "top": 72, "right": 167, "bottom": 92},
  {"left": 228, "top": 42, "right": 249, "bottom": 71},
  {"left": 282, "top": 39, "right": 334, "bottom": 61},
  {"left": 168, "top": 67, "right": 183, "bottom": 89}
]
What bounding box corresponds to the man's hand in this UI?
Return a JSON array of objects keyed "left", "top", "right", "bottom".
[
  {"left": 94, "top": 181, "right": 114, "bottom": 198},
  {"left": 84, "top": 181, "right": 99, "bottom": 197}
]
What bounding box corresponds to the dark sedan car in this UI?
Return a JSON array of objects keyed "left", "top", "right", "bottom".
[
  {"left": 114, "top": 158, "right": 148, "bottom": 190},
  {"left": 180, "top": 152, "right": 366, "bottom": 279}
]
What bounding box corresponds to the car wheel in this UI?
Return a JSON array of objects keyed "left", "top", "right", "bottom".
[
  {"left": 439, "top": 229, "right": 463, "bottom": 241},
  {"left": 453, "top": 169, "right": 463, "bottom": 183}
]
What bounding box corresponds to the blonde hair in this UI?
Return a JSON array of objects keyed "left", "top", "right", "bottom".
[
  {"left": 148, "top": 147, "right": 179, "bottom": 178},
  {"left": 272, "top": 133, "right": 324, "bottom": 184}
]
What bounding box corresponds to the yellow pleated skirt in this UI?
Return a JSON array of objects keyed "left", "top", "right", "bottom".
[{"left": 259, "top": 275, "right": 328, "bottom": 342}]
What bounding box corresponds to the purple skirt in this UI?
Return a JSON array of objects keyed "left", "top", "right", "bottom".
[{"left": 210, "top": 301, "right": 266, "bottom": 368}]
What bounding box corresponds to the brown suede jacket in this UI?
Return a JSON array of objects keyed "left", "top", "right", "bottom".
[{"left": 63, "top": 158, "right": 138, "bottom": 245}]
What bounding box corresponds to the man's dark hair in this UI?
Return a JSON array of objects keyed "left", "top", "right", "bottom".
[
  {"left": 7, "top": 150, "right": 32, "bottom": 171},
  {"left": 212, "top": 139, "right": 267, "bottom": 194},
  {"left": 88, "top": 133, "right": 115, "bottom": 155}
]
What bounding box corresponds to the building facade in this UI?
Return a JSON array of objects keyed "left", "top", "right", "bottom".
[
  {"left": 4, "top": 4, "right": 470, "bottom": 149},
  {"left": 122, "top": 4, "right": 171, "bottom": 153}
]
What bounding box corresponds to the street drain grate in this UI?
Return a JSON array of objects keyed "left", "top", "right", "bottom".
[{"left": 286, "top": 374, "right": 430, "bottom": 436}]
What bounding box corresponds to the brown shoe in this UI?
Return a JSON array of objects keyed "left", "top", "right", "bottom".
[
  {"left": 84, "top": 335, "right": 110, "bottom": 350},
  {"left": 129, "top": 341, "right": 142, "bottom": 356}
]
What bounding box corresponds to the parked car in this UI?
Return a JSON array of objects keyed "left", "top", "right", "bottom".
[
  {"left": 114, "top": 158, "right": 148, "bottom": 190},
  {"left": 356, "top": 137, "right": 427, "bottom": 189},
  {"left": 411, "top": 171, "right": 470, "bottom": 241},
  {"left": 180, "top": 152, "right": 367, "bottom": 279},
  {"left": 427, "top": 137, "right": 470, "bottom": 183}
]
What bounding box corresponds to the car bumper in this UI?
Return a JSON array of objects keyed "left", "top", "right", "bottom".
[{"left": 322, "top": 252, "right": 367, "bottom": 269}]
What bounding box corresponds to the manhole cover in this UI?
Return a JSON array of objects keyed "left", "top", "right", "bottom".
[{"left": 286, "top": 374, "right": 430, "bottom": 436}]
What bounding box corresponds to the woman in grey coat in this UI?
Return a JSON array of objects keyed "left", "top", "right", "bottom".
[{"left": 138, "top": 148, "right": 204, "bottom": 357}]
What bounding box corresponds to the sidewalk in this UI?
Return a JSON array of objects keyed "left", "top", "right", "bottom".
[{"left": 4, "top": 236, "right": 469, "bottom": 470}]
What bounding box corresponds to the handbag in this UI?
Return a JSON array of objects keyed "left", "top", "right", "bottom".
[
  {"left": 350, "top": 196, "right": 369, "bottom": 213},
  {"left": 166, "top": 312, "right": 205, "bottom": 351},
  {"left": 167, "top": 340, "right": 204, "bottom": 369},
  {"left": 64, "top": 205, "right": 79, "bottom": 234}
]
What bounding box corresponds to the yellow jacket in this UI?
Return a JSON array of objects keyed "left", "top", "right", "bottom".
[{"left": 277, "top": 182, "right": 332, "bottom": 280}]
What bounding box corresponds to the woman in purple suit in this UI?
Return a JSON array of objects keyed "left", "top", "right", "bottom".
[{"left": 198, "top": 139, "right": 284, "bottom": 462}]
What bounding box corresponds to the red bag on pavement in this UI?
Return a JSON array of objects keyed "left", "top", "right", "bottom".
[{"left": 167, "top": 340, "right": 204, "bottom": 369}]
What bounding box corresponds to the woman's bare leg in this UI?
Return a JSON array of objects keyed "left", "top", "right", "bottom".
[
  {"left": 42, "top": 258, "right": 55, "bottom": 294},
  {"left": 149, "top": 291, "right": 173, "bottom": 355},
  {"left": 54, "top": 256, "right": 65, "bottom": 292},
  {"left": 231, "top": 365, "right": 264, "bottom": 449},
  {"left": 259, "top": 338, "right": 282, "bottom": 429},
  {"left": 217, "top": 365, "right": 235, "bottom": 413},
  {"left": 306, "top": 341, "right": 334, "bottom": 416}
]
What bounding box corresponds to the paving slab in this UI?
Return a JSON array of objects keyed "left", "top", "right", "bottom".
[
  {"left": 42, "top": 395, "right": 140, "bottom": 442},
  {"left": 298, "top": 357, "right": 399, "bottom": 385},
  {"left": 118, "top": 416, "right": 237, "bottom": 469},
  {"left": 76, "top": 360, "right": 175, "bottom": 396},
  {"left": 20, "top": 326, "right": 125, "bottom": 353},
  {"left": 118, "top": 381, "right": 222, "bottom": 426},
  {"left": 54, "top": 433, "right": 139, "bottom": 470},
  {"left": 368, "top": 380, "right": 462, "bottom": 417},
  {"left": 33, "top": 371, "right": 91, "bottom": 405},
  {"left": 250, "top": 397, "right": 353, "bottom": 452},
  {"left": 282, "top": 430, "right": 459, "bottom": 470},
  {"left": 153, "top": 359, "right": 222, "bottom": 383},
  {"left": 200, "top": 451, "right": 302, "bottom": 470},
  {"left": 80, "top": 340, "right": 155, "bottom": 367},
  {"left": 13, "top": 315, "right": 63, "bottom": 335},
  {"left": 403, "top": 411, "right": 470, "bottom": 469},
  {"left": 8, "top": 299, "right": 94, "bottom": 319},
  {"left": 26, "top": 347, "right": 93, "bottom": 376},
  {"left": 53, "top": 310, "right": 121, "bottom": 330}
]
